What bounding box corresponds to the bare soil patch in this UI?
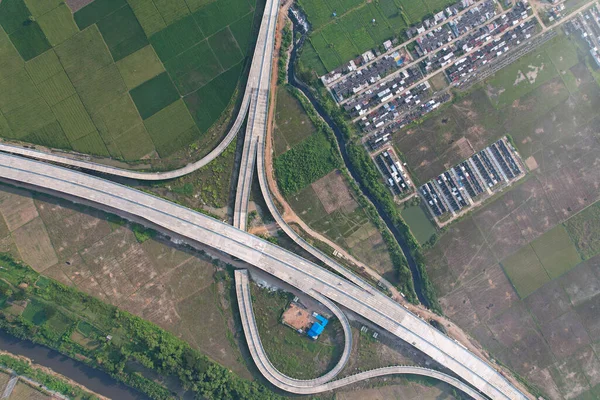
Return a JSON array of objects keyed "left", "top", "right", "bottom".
[{"left": 311, "top": 170, "right": 358, "bottom": 214}]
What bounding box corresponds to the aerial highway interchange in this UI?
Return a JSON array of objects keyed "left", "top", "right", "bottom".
[{"left": 0, "top": 0, "right": 562, "bottom": 397}]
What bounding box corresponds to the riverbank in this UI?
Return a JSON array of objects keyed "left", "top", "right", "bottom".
[{"left": 286, "top": 25, "right": 439, "bottom": 311}]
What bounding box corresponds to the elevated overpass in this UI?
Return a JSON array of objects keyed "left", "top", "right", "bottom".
[
  {"left": 0, "top": 153, "right": 529, "bottom": 400},
  {"left": 232, "top": 0, "right": 279, "bottom": 230},
  {"left": 235, "top": 269, "right": 485, "bottom": 399}
]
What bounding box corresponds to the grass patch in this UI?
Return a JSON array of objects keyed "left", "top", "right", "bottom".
[
  {"left": 208, "top": 27, "right": 243, "bottom": 70},
  {"left": 192, "top": 0, "right": 252, "bottom": 37},
  {"left": 113, "top": 123, "right": 155, "bottom": 160},
  {"left": 401, "top": 205, "right": 436, "bottom": 244},
  {"left": 9, "top": 21, "right": 51, "bottom": 61},
  {"left": 36, "top": 71, "right": 76, "bottom": 106},
  {"left": 149, "top": 15, "right": 204, "bottom": 62},
  {"left": 273, "top": 87, "right": 317, "bottom": 156},
  {"left": 74, "top": 64, "right": 128, "bottom": 112},
  {"left": 70, "top": 130, "right": 110, "bottom": 156},
  {"left": 74, "top": 0, "right": 127, "bottom": 29},
  {"left": 565, "top": 200, "right": 600, "bottom": 260},
  {"left": 55, "top": 26, "right": 113, "bottom": 83},
  {"left": 164, "top": 39, "right": 222, "bottom": 95},
  {"left": 22, "top": 298, "right": 51, "bottom": 325},
  {"left": 251, "top": 283, "right": 343, "bottom": 380},
  {"left": 143, "top": 99, "right": 199, "bottom": 157},
  {"left": 97, "top": 4, "right": 149, "bottom": 61},
  {"left": 130, "top": 72, "right": 179, "bottom": 119},
  {"left": 37, "top": 3, "right": 79, "bottom": 46},
  {"left": 116, "top": 45, "right": 164, "bottom": 90},
  {"left": 229, "top": 11, "right": 254, "bottom": 53},
  {"left": 24, "top": 49, "right": 62, "bottom": 84},
  {"left": 0, "top": 0, "right": 32, "bottom": 35},
  {"left": 153, "top": 0, "right": 190, "bottom": 25},
  {"left": 23, "top": 121, "right": 70, "bottom": 149},
  {"left": 486, "top": 50, "right": 558, "bottom": 108},
  {"left": 501, "top": 246, "right": 550, "bottom": 298},
  {"left": 530, "top": 225, "right": 581, "bottom": 279},
  {"left": 183, "top": 61, "right": 242, "bottom": 131},
  {"left": 92, "top": 93, "right": 144, "bottom": 142},
  {"left": 126, "top": 0, "right": 167, "bottom": 37},
  {"left": 275, "top": 131, "right": 339, "bottom": 196}
]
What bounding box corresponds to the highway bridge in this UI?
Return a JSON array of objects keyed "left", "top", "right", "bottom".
[
  {"left": 0, "top": 153, "right": 529, "bottom": 400},
  {"left": 235, "top": 269, "right": 486, "bottom": 399},
  {"left": 233, "top": 0, "right": 279, "bottom": 230}
]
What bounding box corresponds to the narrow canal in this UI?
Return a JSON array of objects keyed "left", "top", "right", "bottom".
[
  {"left": 286, "top": 23, "right": 429, "bottom": 306},
  {"left": 0, "top": 331, "right": 148, "bottom": 399}
]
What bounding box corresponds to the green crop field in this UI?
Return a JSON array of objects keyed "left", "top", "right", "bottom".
[
  {"left": 531, "top": 225, "right": 582, "bottom": 279},
  {"left": 273, "top": 87, "right": 317, "bottom": 156},
  {"left": 37, "top": 4, "right": 79, "bottom": 46},
  {"left": 566, "top": 200, "right": 600, "bottom": 260},
  {"left": 208, "top": 28, "right": 243, "bottom": 70},
  {"left": 96, "top": 5, "right": 148, "bottom": 61},
  {"left": 0, "top": 0, "right": 259, "bottom": 162},
  {"left": 116, "top": 45, "right": 165, "bottom": 89},
  {"left": 299, "top": 0, "right": 440, "bottom": 73},
  {"left": 501, "top": 245, "right": 550, "bottom": 298}
]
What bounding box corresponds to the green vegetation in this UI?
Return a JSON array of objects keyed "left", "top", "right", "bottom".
[
  {"left": 530, "top": 225, "right": 581, "bottom": 279},
  {"left": 143, "top": 99, "right": 201, "bottom": 157},
  {"left": 131, "top": 223, "right": 157, "bottom": 243},
  {"left": 0, "top": 0, "right": 258, "bottom": 162},
  {"left": 0, "top": 353, "right": 99, "bottom": 399},
  {"left": 275, "top": 132, "right": 340, "bottom": 196},
  {"left": 298, "top": 0, "right": 455, "bottom": 72},
  {"left": 74, "top": 0, "right": 126, "bottom": 29},
  {"left": 501, "top": 246, "right": 550, "bottom": 298},
  {"left": 565, "top": 200, "right": 600, "bottom": 260},
  {"left": 130, "top": 72, "right": 180, "bottom": 119},
  {"left": 96, "top": 4, "right": 148, "bottom": 62},
  {"left": 251, "top": 283, "right": 343, "bottom": 379},
  {"left": 273, "top": 87, "right": 317, "bottom": 156},
  {"left": 277, "top": 23, "right": 292, "bottom": 84},
  {"left": 0, "top": 253, "right": 282, "bottom": 400}
]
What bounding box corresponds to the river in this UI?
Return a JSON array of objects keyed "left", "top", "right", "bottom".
[
  {"left": 0, "top": 331, "right": 148, "bottom": 400},
  {"left": 286, "top": 24, "right": 429, "bottom": 306}
]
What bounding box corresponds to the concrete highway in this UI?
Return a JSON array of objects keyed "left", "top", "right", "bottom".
[
  {"left": 233, "top": 0, "right": 280, "bottom": 230},
  {"left": 235, "top": 269, "right": 486, "bottom": 399},
  {"left": 0, "top": 153, "right": 529, "bottom": 400}
]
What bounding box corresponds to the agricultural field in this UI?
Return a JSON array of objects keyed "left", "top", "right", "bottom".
[
  {"left": 392, "top": 34, "right": 590, "bottom": 183},
  {"left": 0, "top": 183, "right": 251, "bottom": 380},
  {"left": 288, "top": 170, "right": 397, "bottom": 280},
  {"left": 298, "top": 0, "right": 455, "bottom": 73},
  {"left": 0, "top": 0, "right": 259, "bottom": 163},
  {"left": 273, "top": 87, "right": 317, "bottom": 156},
  {"left": 423, "top": 36, "right": 600, "bottom": 399}
]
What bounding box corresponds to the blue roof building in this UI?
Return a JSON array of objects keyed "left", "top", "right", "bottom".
[{"left": 307, "top": 314, "right": 329, "bottom": 339}]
